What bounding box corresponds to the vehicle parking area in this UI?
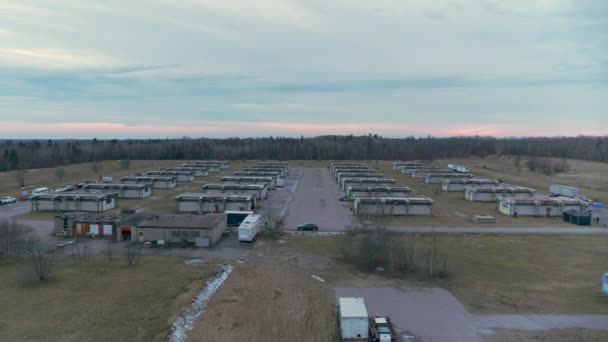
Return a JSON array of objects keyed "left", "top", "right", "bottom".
[{"left": 282, "top": 167, "right": 356, "bottom": 231}]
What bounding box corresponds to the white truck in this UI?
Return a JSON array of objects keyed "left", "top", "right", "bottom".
[
  {"left": 238, "top": 214, "right": 262, "bottom": 242},
  {"left": 338, "top": 297, "right": 369, "bottom": 342}
]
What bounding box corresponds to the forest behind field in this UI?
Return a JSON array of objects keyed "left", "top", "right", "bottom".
[{"left": 1, "top": 135, "right": 607, "bottom": 171}]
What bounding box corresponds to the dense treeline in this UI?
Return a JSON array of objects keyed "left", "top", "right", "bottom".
[{"left": 0, "top": 135, "right": 606, "bottom": 171}]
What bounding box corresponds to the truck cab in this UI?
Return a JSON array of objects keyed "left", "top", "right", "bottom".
[{"left": 370, "top": 317, "right": 396, "bottom": 342}]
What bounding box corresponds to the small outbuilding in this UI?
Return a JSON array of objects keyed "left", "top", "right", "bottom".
[
  {"left": 164, "top": 167, "right": 209, "bottom": 177},
  {"left": 221, "top": 176, "right": 275, "bottom": 189},
  {"left": 78, "top": 183, "right": 152, "bottom": 199},
  {"left": 144, "top": 170, "right": 195, "bottom": 182},
  {"left": 136, "top": 213, "right": 227, "bottom": 247},
  {"left": 337, "top": 172, "right": 383, "bottom": 185},
  {"left": 441, "top": 179, "right": 499, "bottom": 192},
  {"left": 53, "top": 211, "right": 153, "bottom": 240},
  {"left": 354, "top": 197, "right": 433, "bottom": 216},
  {"left": 498, "top": 196, "right": 589, "bottom": 217},
  {"left": 465, "top": 186, "right": 536, "bottom": 202},
  {"left": 202, "top": 183, "right": 268, "bottom": 199},
  {"left": 244, "top": 167, "right": 288, "bottom": 177},
  {"left": 410, "top": 168, "right": 452, "bottom": 178},
  {"left": 330, "top": 163, "right": 368, "bottom": 174},
  {"left": 185, "top": 162, "right": 222, "bottom": 172},
  {"left": 392, "top": 162, "right": 422, "bottom": 171},
  {"left": 31, "top": 192, "right": 117, "bottom": 212},
  {"left": 562, "top": 210, "right": 592, "bottom": 226},
  {"left": 119, "top": 176, "right": 177, "bottom": 189},
  {"left": 176, "top": 193, "right": 256, "bottom": 214},
  {"left": 424, "top": 173, "right": 474, "bottom": 184},
  {"left": 341, "top": 177, "right": 394, "bottom": 192},
  {"left": 233, "top": 171, "right": 280, "bottom": 180},
  {"left": 346, "top": 186, "right": 411, "bottom": 200}
]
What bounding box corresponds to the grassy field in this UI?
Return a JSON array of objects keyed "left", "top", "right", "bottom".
[
  {"left": 287, "top": 234, "right": 608, "bottom": 314},
  {"left": 0, "top": 256, "right": 219, "bottom": 342},
  {"left": 189, "top": 255, "right": 337, "bottom": 342},
  {"left": 487, "top": 329, "right": 608, "bottom": 342}
]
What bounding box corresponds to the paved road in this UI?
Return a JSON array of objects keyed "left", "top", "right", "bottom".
[
  {"left": 283, "top": 167, "right": 356, "bottom": 231},
  {"left": 335, "top": 287, "right": 608, "bottom": 342},
  {"left": 387, "top": 226, "right": 608, "bottom": 234},
  {"left": 0, "top": 200, "right": 31, "bottom": 221}
]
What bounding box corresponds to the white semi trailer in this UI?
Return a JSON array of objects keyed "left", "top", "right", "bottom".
[
  {"left": 338, "top": 297, "right": 369, "bottom": 342},
  {"left": 238, "top": 214, "right": 262, "bottom": 242}
]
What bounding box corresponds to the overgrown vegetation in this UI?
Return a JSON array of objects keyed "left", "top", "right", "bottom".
[
  {"left": 1, "top": 135, "right": 607, "bottom": 171},
  {"left": 340, "top": 229, "right": 449, "bottom": 279},
  {"left": 525, "top": 157, "right": 570, "bottom": 176}
]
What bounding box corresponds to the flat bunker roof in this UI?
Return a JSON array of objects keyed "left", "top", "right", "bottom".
[{"left": 138, "top": 213, "right": 226, "bottom": 229}]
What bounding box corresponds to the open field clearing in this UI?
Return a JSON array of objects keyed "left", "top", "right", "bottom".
[
  {"left": 0, "top": 256, "right": 219, "bottom": 342},
  {"left": 189, "top": 246, "right": 338, "bottom": 342},
  {"left": 285, "top": 234, "right": 608, "bottom": 314}
]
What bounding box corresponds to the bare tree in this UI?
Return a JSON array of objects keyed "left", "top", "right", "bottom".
[
  {"left": 513, "top": 156, "right": 522, "bottom": 172},
  {"left": 0, "top": 220, "right": 35, "bottom": 258},
  {"left": 106, "top": 241, "right": 113, "bottom": 263},
  {"left": 30, "top": 240, "right": 55, "bottom": 281},
  {"left": 119, "top": 159, "right": 131, "bottom": 170},
  {"left": 126, "top": 242, "right": 140, "bottom": 265},
  {"left": 54, "top": 167, "right": 66, "bottom": 183},
  {"left": 91, "top": 161, "right": 103, "bottom": 179},
  {"left": 15, "top": 168, "right": 26, "bottom": 187}
]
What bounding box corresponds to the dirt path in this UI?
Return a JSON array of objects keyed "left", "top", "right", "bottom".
[
  {"left": 283, "top": 167, "right": 356, "bottom": 231},
  {"left": 188, "top": 256, "right": 337, "bottom": 342}
]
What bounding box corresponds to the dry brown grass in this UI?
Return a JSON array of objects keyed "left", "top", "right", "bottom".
[
  {"left": 286, "top": 234, "right": 608, "bottom": 314},
  {"left": 189, "top": 255, "right": 337, "bottom": 342},
  {"left": 487, "top": 329, "right": 608, "bottom": 342},
  {"left": 0, "top": 255, "right": 219, "bottom": 342}
]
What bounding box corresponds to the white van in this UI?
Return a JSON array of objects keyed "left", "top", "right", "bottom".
[
  {"left": 31, "top": 187, "right": 50, "bottom": 197},
  {"left": 238, "top": 214, "right": 262, "bottom": 242}
]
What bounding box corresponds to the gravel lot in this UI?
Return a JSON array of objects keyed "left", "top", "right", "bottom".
[{"left": 334, "top": 287, "right": 608, "bottom": 342}]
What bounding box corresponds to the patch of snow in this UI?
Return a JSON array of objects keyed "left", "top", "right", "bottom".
[
  {"left": 184, "top": 259, "right": 204, "bottom": 266},
  {"left": 169, "top": 264, "right": 233, "bottom": 342},
  {"left": 311, "top": 275, "right": 325, "bottom": 282}
]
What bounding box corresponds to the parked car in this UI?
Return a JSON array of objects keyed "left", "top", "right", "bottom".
[
  {"left": 297, "top": 223, "right": 319, "bottom": 231},
  {"left": 1, "top": 196, "right": 17, "bottom": 205}
]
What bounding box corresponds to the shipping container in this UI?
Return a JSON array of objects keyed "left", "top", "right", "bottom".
[
  {"left": 549, "top": 184, "right": 579, "bottom": 198},
  {"left": 338, "top": 297, "right": 369, "bottom": 342}
]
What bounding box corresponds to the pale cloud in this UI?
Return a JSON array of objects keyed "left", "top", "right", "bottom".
[
  {"left": 0, "top": 0, "right": 605, "bottom": 137},
  {"left": 0, "top": 48, "right": 112, "bottom": 68}
]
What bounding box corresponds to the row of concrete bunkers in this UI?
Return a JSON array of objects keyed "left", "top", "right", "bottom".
[
  {"left": 332, "top": 162, "right": 434, "bottom": 216},
  {"left": 394, "top": 161, "right": 590, "bottom": 218}
]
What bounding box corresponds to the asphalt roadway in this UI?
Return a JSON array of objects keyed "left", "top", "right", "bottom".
[{"left": 335, "top": 287, "right": 608, "bottom": 342}]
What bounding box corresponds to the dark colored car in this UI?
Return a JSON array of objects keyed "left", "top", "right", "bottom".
[{"left": 297, "top": 223, "right": 319, "bottom": 231}]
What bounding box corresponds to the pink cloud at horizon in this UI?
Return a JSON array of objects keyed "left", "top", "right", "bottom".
[{"left": 0, "top": 121, "right": 605, "bottom": 138}]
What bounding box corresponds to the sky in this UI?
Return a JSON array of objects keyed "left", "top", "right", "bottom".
[{"left": 0, "top": 0, "right": 606, "bottom": 138}]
